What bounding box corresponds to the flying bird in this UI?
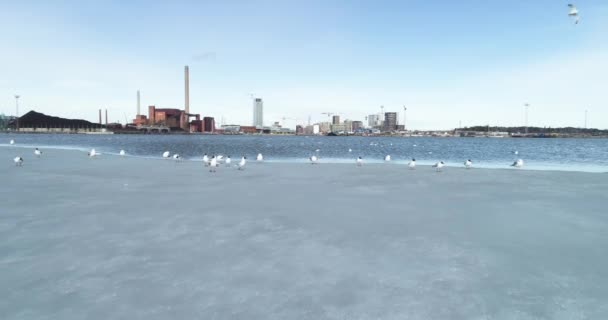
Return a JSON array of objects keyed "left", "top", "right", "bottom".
[
  {"left": 14, "top": 156, "right": 23, "bottom": 166},
  {"left": 34, "top": 148, "right": 42, "bottom": 157},
  {"left": 568, "top": 4, "right": 579, "bottom": 24},
  {"left": 162, "top": 151, "right": 170, "bottom": 158},
  {"left": 408, "top": 158, "right": 416, "bottom": 169},
  {"left": 511, "top": 159, "right": 524, "bottom": 168},
  {"left": 464, "top": 159, "right": 472, "bottom": 169},
  {"left": 348, "top": 148, "right": 352, "bottom": 153},
  {"left": 432, "top": 161, "right": 445, "bottom": 172}
]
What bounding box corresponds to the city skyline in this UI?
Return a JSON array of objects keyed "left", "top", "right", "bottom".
[{"left": 1, "top": 1, "right": 607, "bottom": 129}]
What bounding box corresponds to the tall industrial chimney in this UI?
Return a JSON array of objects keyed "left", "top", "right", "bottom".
[
  {"left": 137, "top": 90, "right": 141, "bottom": 116},
  {"left": 105, "top": 109, "right": 108, "bottom": 125},
  {"left": 184, "top": 65, "right": 190, "bottom": 114},
  {"left": 98, "top": 109, "right": 102, "bottom": 125}
]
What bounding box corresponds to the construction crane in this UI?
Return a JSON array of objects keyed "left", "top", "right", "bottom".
[{"left": 321, "top": 112, "right": 334, "bottom": 119}]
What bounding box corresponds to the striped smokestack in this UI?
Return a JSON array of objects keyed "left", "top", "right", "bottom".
[{"left": 185, "top": 66, "right": 190, "bottom": 114}]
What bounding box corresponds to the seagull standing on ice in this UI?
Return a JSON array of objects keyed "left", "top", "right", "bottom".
[
  {"left": 511, "top": 159, "right": 524, "bottom": 168},
  {"left": 384, "top": 155, "right": 391, "bottom": 162},
  {"left": 34, "top": 148, "right": 42, "bottom": 157},
  {"left": 310, "top": 155, "right": 318, "bottom": 164},
  {"left": 464, "top": 159, "right": 473, "bottom": 169},
  {"left": 238, "top": 156, "right": 247, "bottom": 170},
  {"left": 162, "top": 151, "right": 170, "bottom": 158},
  {"left": 356, "top": 156, "right": 363, "bottom": 166},
  {"left": 14, "top": 156, "right": 23, "bottom": 166},
  {"left": 568, "top": 4, "right": 579, "bottom": 24},
  {"left": 225, "top": 156, "right": 232, "bottom": 167},
  {"left": 119, "top": 150, "right": 126, "bottom": 156},
  {"left": 173, "top": 154, "right": 181, "bottom": 162},
  {"left": 432, "top": 161, "right": 445, "bottom": 172},
  {"left": 408, "top": 158, "right": 416, "bottom": 170},
  {"left": 209, "top": 156, "right": 217, "bottom": 172},
  {"left": 257, "top": 153, "right": 263, "bottom": 162},
  {"left": 202, "top": 154, "right": 209, "bottom": 166},
  {"left": 9, "top": 139, "right": 15, "bottom": 145},
  {"left": 88, "top": 149, "right": 97, "bottom": 157}
]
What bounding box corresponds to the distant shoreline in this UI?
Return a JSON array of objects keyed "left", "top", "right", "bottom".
[{"left": 2, "top": 130, "right": 608, "bottom": 139}]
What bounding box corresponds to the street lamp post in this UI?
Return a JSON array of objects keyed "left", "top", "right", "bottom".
[
  {"left": 524, "top": 103, "right": 530, "bottom": 135},
  {"left": 585, "top": 109, "right": 588, "bottom": 129},
  {"left": 403, "top": 105, "right": 407, "bottom": 131},
  {"left": 14, "top": 95, "right": 20, "bottom": 131}
]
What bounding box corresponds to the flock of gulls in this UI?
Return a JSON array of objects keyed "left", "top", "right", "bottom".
[{"left": 8, "top": 139, "right": 527, "bottom": 172}]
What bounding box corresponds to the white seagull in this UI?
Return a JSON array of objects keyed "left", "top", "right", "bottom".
[
  {"left": 464, "top": 159, "right": 473, "bottom": 169},
  {"left": 173, "top": 154, "right": 181, "bottom": 162},
  {"left": 202, "top": 154, "right": 209, "bottom": 166},
  {"left": 14, "top": 156, "right": 23, "bottom": 166},
  {"left": 34, "top": 148, "right": 42, "bottom": 157},
  {"left": 209, "top": 156, "right": 217, "bottom": 172},
  {"left": 238, "top": 156, "right": 247, "bottom": 170},
  {"left": 568, "top": 4, "right": 579, "bottom": 24},
  {"left": 348, "top": 148, "right": 352, "bottom": 153},
  {"left": 511, "top": 159, "right": 524, "bottom": 168},
  {"left": 408, "top": 158, "right": 416, "bottom": 170},
  {"left": 162, "top": 151, "right": 170, "bottom": 158},
  {"left": 88, "top": 149, "right": 97, "bottom": 157},
  {"left": 119, "top": 150, "right": 126, "bottom": 156},
  {"left": 10, "top": 139, "right": 15, "bottom": 145},
  {"left": 257, "top": 153, "right": 263, "bottom": 162},
  {"left": 513, "top": 150, "right": 519, "bottom": 155},
  {"left": 310, "top": 155, "right": 318, "bottom": 164},
  {"left": 356, "top": 156, "right": 363, "bottom": 166},
  {"left": 216, "top": 155, "right": 224, "bottom": 163},
  {"left": 432, "top": 161, "right": 445, "bottom": 172},
  {"left": 384, "top": 155, "right": 391, "bottom": 162},
  {"left": 225, "top": 156, "right": 232, "bottom": 167}
]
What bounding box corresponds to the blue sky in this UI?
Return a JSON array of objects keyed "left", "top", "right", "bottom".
[{"left": 1, "top": 0, "right": 607, "bottom": 129}]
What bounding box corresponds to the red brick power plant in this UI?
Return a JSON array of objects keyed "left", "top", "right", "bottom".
[{"left": 133, "top": 66, "right": 212, "bottom": 132}]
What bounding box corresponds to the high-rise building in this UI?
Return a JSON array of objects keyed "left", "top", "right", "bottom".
[
  {"left": 352, "top": 121, "right": 363, "bottom": 132},
  {"left": 384, "top": 112, "right": 397, "bottom": 132},
  {"left": 253, "top": 98, "right": 264, "bottom": 128},
  {"left": 318, "top": 122, "right": 331, "bottom": 134},
  {"left": 332, "top": 115, "right": 340, "bottom": 125},
  {"left": 368, "top": 114, "right": 380, "bottom": 128}
]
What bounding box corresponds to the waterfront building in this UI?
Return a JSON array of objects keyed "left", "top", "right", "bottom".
[
  {"left": 384, "top": 112, "right": 397, "bottom": 132},
  {"left": 332, "top": 115, "right": 340, "bottom": 125}
]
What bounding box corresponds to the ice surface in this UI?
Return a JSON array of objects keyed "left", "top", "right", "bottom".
[{"left": 1, "top": 148, "right": 607, "bottom": 319}]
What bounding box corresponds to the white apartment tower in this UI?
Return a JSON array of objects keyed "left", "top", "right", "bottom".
[{"left": 253, "top": 98, "right": 264, "bottom": 128}]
